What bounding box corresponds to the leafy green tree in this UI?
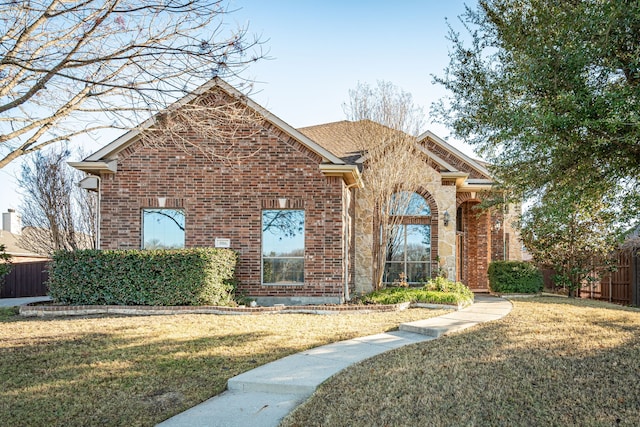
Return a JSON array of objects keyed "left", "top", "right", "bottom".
[
  {"left": 434, "top": 0, "right": 640, "bottom": 214},
  {"left": 520, "top": 190, "right": 620, "bottom": 297}
]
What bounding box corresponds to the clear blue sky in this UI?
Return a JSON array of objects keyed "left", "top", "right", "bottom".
[{"left": 0, "top": 0, "right": 473, "bottom": 216}]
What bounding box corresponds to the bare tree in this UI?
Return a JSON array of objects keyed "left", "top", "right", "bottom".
[
  {"left": 18, "top": 148, "right": 96, "bottom": 254},
  {"left": 138, "top": 84, "right": 264, "bottom": 164},
  {"left": 0, "top": 0, "right": 265, "bottom": 168},
  {"left": 344, "top": 81, "right": 436, "bottom": 289}
]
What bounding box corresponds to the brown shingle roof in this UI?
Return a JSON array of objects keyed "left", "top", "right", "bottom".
[
  {"left": 297, "top": 120, "right": 368, "bottom": 163},
  {"left": 299, "top": 120, "right": 493, "bottom": 179}
]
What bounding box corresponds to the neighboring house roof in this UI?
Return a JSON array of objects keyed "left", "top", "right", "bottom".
[
  {"left": 0, "top": 230, "right": 49, "bottom": 260},
  {"left": 71, "top": 77, "right": 362, "bottom": 188}
]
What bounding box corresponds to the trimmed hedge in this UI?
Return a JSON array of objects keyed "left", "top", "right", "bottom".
[
  {"left": 48, "top": 248, "right": 237, "bottom": 306},
  {"left": 488, "top": 261, "right": 543, "bottom": 294}
]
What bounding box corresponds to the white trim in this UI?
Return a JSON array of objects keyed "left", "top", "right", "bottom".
[
  {"left": 319, "top": 164, "right": 364, "bottom": 188},
  {"left": 458, "top": 184, "right": 494, "bottom": 192},
  {"left": 466, "top": 179, "right": 495, "bottom": 185},
  {"left": 78, "top": 176, "right": 99, "bottom": 191},
  {"left": 68, "top": 160, "right": 117, "bottom": 173},
  {"left": 418, "top": 130, "right": 492, "bottom": 178},
  {"left": 354, "top": 135, "right": 461, "bottom": 173},
  {"left": 414, "top": 144, "right": 458, "bottom": 171}
]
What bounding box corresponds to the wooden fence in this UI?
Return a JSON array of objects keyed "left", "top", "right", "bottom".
[
  {"left": 541, "top": 246, "right": 639, "bottom": 306},
  {"left": 0, "top": 261, "right": 49, "bottom": 298}
]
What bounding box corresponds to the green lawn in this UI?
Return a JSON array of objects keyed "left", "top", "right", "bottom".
[
  {"left": 0, "top": 306, "right": 448, "bottom": 426},
  {"left": 282, "top": 297, "right": 640, "bottom": 427}
]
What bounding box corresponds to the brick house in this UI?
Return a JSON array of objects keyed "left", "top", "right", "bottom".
[{"left": 71, "top": 78, "right": 521, "bottom": 305}]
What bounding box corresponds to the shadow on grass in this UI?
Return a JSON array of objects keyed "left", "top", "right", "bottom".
[
  {"left": 0, "top": 325, "right": 295, "bottom": 427},
  {"left": 0, "top": 307, "right": 449, "bottom": 426}
]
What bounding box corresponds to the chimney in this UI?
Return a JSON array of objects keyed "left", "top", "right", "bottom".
[{"left": 2, "top": 209, "right": 22, "bottom": 235}]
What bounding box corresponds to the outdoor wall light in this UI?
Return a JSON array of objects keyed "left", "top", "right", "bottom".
[{"left": 443, "top": 210, "right": 450, "bottom": 227}]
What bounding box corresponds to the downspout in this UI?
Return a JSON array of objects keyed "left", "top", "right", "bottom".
[
  {"left": 96, "top": 176, "right": 101, "bottom": 250},
  {"left": 344, "top": 178, "right": 362, "bottom": 302}
]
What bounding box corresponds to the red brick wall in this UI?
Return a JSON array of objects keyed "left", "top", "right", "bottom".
[
  {"left": 458, "top": 200, "right": 491, "bottom": 290},
  {"left": 98, "top": 102, "right": 348, "bottom": 301}
]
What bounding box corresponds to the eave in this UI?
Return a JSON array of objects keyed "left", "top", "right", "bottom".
[
  {"left": 458, "top": 179, "right": 495, "bottom": 192},
  {"left": 441, "top": 171, "right": 469, "bottom": 187},
  {"left": 68, "top": 160, "right": 117, "bottom": 174},
  {"left": 319, "top": 164, "right": 364, "bottom": 188}
]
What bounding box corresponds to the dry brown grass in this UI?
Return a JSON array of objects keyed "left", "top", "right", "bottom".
[
  {"left": 282, "top": 297, "right": 640, "bottom": 427},
  {"left": 0, "top": 308, "right": 447, "bottom": 426}
]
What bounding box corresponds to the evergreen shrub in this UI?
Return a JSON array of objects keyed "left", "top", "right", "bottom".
[
  {"left": 48, "top": 248, "right": 237, "bottom": 306},
  {"left": 488, "top": 260, "right": 543, "bottom": 294}
]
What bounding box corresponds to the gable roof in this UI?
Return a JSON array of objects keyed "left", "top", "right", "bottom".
[
  {"left": 299, "top": 120, "right": 492, "bottom": 178},
  {"left": 417, "top": 130, "right": 492, "bottom": 180},
  {"left": 72, "top": 78, "right": 348, "bottom": 171}
]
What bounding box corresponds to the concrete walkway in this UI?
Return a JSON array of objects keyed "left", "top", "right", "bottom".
[
  {"left": 0, "top": 296, "right": 51, "bottom": 307},
  {"left": 158, "top": 295, "right": 512, "bottom": 427}
]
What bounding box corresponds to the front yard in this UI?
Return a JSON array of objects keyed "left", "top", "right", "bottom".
[
  {"left": 282, "top": 297, "right": 640, "bottom": 426},
  {"left": 0, "top": 306, "right": 447, "bottom": 426}
]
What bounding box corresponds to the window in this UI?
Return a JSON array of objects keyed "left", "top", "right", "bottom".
[
  {"left": 262, "top": 210, "right": 305, "bottom": 285},
  {"left": 389, "top": 191, "right": 431, "bottom": 216},
  {"left": 142, "top": 209, "right": 185, "bottom": 249},
  {"left": 384, "top": 224, "right": 431, "bottom": 283},
  {"left": 384, "top": 192, "right": 432, "bottom": 284}
]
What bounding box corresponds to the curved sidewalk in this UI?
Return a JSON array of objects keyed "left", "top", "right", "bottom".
[{"left": 157, "top": 295, "right": 512, "bottom": 427}]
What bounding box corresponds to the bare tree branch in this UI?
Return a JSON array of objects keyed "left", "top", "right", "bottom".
[
  {"left": 17, "top": 148, "right": 96, "bottom": 255},
  {"left": 344, "top": 81, "right": 436, "bottom": 290},
  {"left": 138, "top": 88, "right": 264, "bottom": 164},
  {"left": 0, "top": 0, "right": 266, "bottom": 168}
]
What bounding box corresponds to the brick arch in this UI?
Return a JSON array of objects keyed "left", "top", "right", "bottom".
[
  {"left": 456, "top": 192, "right": 482, "bottom": 207},
  {"left": 415, "top": 187, "right": 439, "bottom": 219},
  {"left": 456, "top": 192, "right": 491, "bottom": 291},
  {"left": 409, "top": 188, "right": 440, "bottom": 279},
  {"left": 374, "top": 189, "right": 441, "bottom": 282}
]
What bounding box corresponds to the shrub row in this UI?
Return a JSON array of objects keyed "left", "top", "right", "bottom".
[
  {"left": 488, "top": 260, "right": 543, "bottom": 294},
  {"left": 362, "top": 278, "right": 474, "bottom": 305},
  {"left": 48, "top": 248, "right": 237, "bottom": 306}
]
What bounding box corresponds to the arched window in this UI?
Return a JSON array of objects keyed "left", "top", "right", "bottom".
[
  {"left": 384, "top": 192, "right": 432, "bottom": 284},
  {"left": 388, "top": 191, "right": 431, "bottom": 216}
]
